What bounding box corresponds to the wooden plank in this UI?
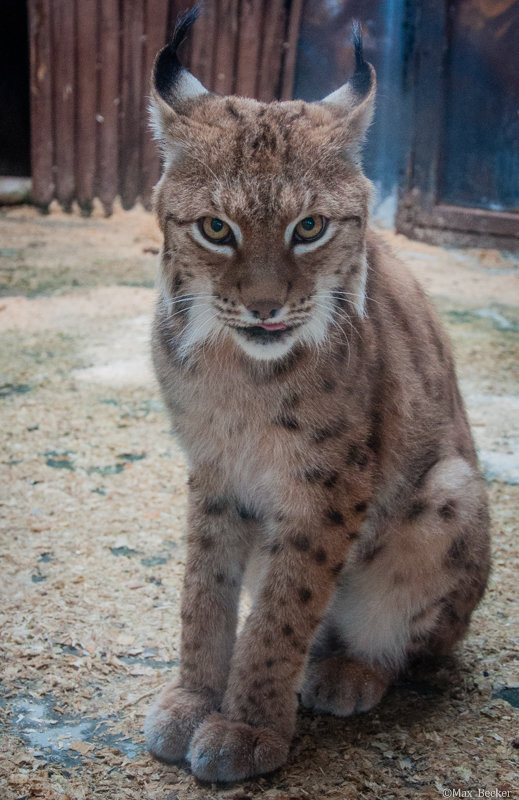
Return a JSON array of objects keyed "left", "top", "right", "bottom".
[
  {"left": 27, "top": 0, "right": 54, "bottom": 209},
  {"left": 213, "top": 0, "right": 239, "bottom": 95},
  {"left": 52, "top": 0, "right": 76, "bottom": 210},
  {"left": 419, "top": 204, "right": 519, "bottom": 238},
  {"left": 256, "top": 0, "right": 286, "bottom": 101},
  {"left": 75, "top": 0, "right": 98, "bottom": 214},
  {"left": 119, "top": 1, "right": 144, "bottom": 209},
  {"left": 188, "top": 0, "right": 217, "bottom": 89},
  {"left": 140, "top": 0, "right": 170, "bottom": 209},
  {"left": 235, "top": 0, "right": 264, "bottom": 97},
  {"left": 279, "top": 0, "right": 303, "bottom": 100},
  {"left": 97, "top": 0, "right": 119, "bottom": 215}
]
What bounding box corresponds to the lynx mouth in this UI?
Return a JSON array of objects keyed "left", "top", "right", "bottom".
[{"left": 234, "top": 325, "right": 297, "bottom": 345}]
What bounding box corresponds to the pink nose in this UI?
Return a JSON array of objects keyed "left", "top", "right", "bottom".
[{"left": 247, "top": 300, "right": 283, "bottom": 320}]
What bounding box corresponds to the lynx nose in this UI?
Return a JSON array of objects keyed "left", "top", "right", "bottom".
[{"left": 247, "top": 300, "right": 283, "bottom": 320}]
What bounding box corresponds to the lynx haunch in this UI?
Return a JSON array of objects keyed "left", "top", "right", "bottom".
[{"left": 144, "top": 8, "right": 490, "bottom": 782}]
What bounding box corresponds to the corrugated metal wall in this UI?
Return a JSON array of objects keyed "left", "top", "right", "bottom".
[{"left": 28, "top": 0, "right": 303, "bottom": 214}]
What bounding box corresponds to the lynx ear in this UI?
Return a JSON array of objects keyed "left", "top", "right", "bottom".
[
  {"left": 321, "top": 22, "right": 376, "bottom": 156},
  {"left": 150, "top": 5, "right": 208, "bottom": 143}
]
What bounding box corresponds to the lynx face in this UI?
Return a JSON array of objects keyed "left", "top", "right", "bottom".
[{"left": 152, "top": 38, "right": 374, "bottom": 361}]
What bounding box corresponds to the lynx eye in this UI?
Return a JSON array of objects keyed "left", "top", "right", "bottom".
[
  {"left": 293, "top": 215, "right": 327, "bottom": 244},
  {"left": 199, "top": 217, "right": 234, "bottom": 244}
]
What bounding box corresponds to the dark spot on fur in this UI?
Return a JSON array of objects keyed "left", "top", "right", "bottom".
[
  {"left": 445, "top": 536, "right": 469, "bottom": 568},
  {"left": 321, "top": 377, "right": 336, "bottom": 393},
  {"left": 323, "top": 471, "right": 339, "bottom": 488},
  {"left": 298, "top": 587, "right": 312, "bottom": 603},
  {"left": 345, "top": 443, "right": 369, "bottom": 469},
  {"left": 325, "top": 509, "right": 344, "bottom": 526},
  {"left": 215, "top": 573, "right": 225, "bottom": 584},
  {"left": 226, "top": 100, "right": 242, "bottom": 119},
  {"left": 355, "top": 501, "right": 368, "bottom": 513},
  {"left": 263, "top": 633, "right": 273, "bottom": 647},
  {"left": 303, "top": 466, "right": 325, "bottom": 482},
  {"left": 236, "top": 503, "right": 257, "bottom": 521},
  {"left": 270, "top": 542, "right": 282, "bottom": 554},
  {"left": 356, "top": 451, "right": 369, "bottom": 469},
  {"left": 408, "top": 501, "right": 426, "bottom": 520},
  {"left": 282, "top": 391, "right": 300, "bottom": 409},
  {"left": 367, "top": 411, "right": 382, "bottom": 453},
  {"left": 172, "top": 272, "right": 183, "bottom": 294},
  {"left": 439, "top": 501, "right": 456, "bottom": 520},
  {"left": 199, "top": 535, "right": 213, "bottom": 550},
  {"left": 247, "top": 694, "right": 259, "bottom": 705},
  {"left": 266, "top": 658, "right": 275, "bottom": 668},
  {"left": 267, "top": 689, "right": 277, "bottom": 699},
  {"left": 314, "top": 547, "right": 327, "bottom": 564},
  {"left": 363, "top": 542, "right": 385, "bottom": 563},
  {"left": 291, "top": 533, "right": 310, "bottom": 552},
  {"left": 348, "top": 530, "right": 360, "bottom": 540},
  {"left": 311, "top": 417, "right": 348, "bottom": 444},
  {"left": 330, "top": 561, "right": 344, "bottom": 577},
  {"left": 282, "top": 624, "right": 294, "bottom": 636},
  {"left": 445, "top": 604, "right": 460, "bottom": 624},
  {"left": 202, "top": 497, "right": 228, "bottom": 515},
  {"left": 275, "top": 414, "right": 299, "bottom": 431}
]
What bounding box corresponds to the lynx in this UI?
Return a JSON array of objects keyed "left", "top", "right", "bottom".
[{"left": 144, "top": 8, "right": 490, "bottom": 782}]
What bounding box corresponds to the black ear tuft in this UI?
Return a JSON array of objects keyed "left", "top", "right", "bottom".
[
  {"left": 155, "top": 4, "right": 202, "bottom": 105},
  {"left": 171, "top": 3, "right": 202, "bottom": 52},
  {"left": 350, "top": 20, "right": 371, "bottom": 98}
]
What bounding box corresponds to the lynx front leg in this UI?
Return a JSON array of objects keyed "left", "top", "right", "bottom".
[
  {"left": 145, "top": 477, "right": 254, "bottom": 763},
  {"left": 188, "top": 500, "right": 364, "bottom": 781}
]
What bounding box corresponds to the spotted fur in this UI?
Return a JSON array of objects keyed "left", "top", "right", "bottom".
[{"left": 144, "top": 8, "right": 490, "bottom": 783}]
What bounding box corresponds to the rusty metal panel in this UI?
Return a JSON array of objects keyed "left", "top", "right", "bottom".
[
  {"left": 396, "top": 0, "right": 519, "bottom": 249},
  {"left": 440, "top": 0, "right": 519, "bottom": 213},
  {"left": 293, "top": 0, "right": 410, "bottom": 210}
]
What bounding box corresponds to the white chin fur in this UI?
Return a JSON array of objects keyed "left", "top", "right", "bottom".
[{"left": 230, "top": 330, "right": 298, "bottom": 361}]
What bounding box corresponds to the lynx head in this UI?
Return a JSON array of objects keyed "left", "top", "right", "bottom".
[{"left": 151, "top": 7, "right": 376, "bottom": 362}]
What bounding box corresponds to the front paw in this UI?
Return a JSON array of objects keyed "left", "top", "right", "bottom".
[
  {"left": 145, "top": 684, "right": 219, "bottom": 763},
  {"left": 188, "top": 713, "right": 290, "bottom": 782}
]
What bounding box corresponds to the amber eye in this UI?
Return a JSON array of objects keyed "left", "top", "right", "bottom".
[
  {"left": 293, "top": 215, "right": 327, "bottom": 244},
  {"left": 199, "top": 217, "right": 234, "bottom": 244}
]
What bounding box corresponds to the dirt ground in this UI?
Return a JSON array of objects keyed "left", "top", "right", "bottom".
[{"left": 0, "top": 202, "right": 518, "bottom": 800}]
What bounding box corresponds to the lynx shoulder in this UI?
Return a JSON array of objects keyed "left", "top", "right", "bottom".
[{"left": 144, "top": 8, "right": 490, "bottom": 782}]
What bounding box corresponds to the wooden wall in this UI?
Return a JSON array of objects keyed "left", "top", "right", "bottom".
[{"left": 28, "top": 0, "right": 303, "bottom": 214}]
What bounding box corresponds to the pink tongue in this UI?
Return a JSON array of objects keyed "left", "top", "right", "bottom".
[{"left": 257, "top": 322, "right": 287, "bottom": 331}]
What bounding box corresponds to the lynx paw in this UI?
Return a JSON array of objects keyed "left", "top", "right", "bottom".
[
  {"left": 145, "top": 684, "right": 219, "bottom": 763},
  {"left": 188, "top": 713, "right": 289, "bottom": 782},
  {"left": 301, "top": 656, "right": 390, "bottom": 717}
]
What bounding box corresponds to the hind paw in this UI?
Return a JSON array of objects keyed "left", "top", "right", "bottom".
[{"left": 301, "top": 656, "right": 390, "bottom": 717}]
